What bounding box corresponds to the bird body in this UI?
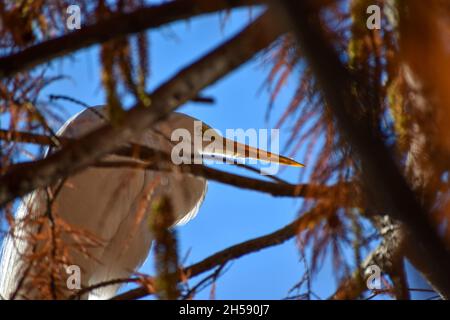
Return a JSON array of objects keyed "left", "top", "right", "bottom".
[
  {"left": 0, "top": 106, "right": 302, "bottom": 299},
  {"left": 0, "top": 107, "right": 206, "bottom": 299}
]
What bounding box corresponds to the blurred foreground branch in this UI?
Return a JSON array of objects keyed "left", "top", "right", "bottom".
[
  {"left": 0, "top": 0, "right": 262, "bottom": 78},
  {"left": 0, "top": 12, "right": 283, "bottom": 208},
  {"left": 276, "top": 0, "right": 450, "bottom": 298},
  {"left": 0, "top": 128, "right": 350, "bottom": 202}
]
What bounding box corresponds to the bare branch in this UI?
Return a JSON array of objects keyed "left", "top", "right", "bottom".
[
  {"left": 0, "top": 0, "right": 262, "bottom": 78},
  {"left": 0, "top": 129, "right": 64, "bottom": 147},
  {"left": 112, "top": 207, "right": 323, "bottom": 300},
  {"left": 330, "top": 225, "right": 405, "bottom": 300},
  {"left": 95, "top": 159, "right": 348, "bottom": 201},
  {"left": 0, "top": 12, "right": 283, "bottom": 208},
  {"left": 276, "top": 0, "right": 450, "bottom": 298},
  {"left": 0, "top": 128, "right": 348, "bottom": 201}
]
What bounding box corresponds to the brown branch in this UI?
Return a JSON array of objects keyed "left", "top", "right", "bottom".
[
  {"left": 276, "top": 0, "right": 450, "bottom": 299},
  {"left": 111, "top": 207, "right": 322, "bottom": 300},
  {"left": 331, "top": 223, "right": 406, "bottom": 300},
  {"left": 0, "top": 0, "right": 262, "bottom": 78},
  {"left": 0, "top": 129, "right": 65, "bottom": 147},
  {"left": 151, "top": 196, "right": 180, "bottom": 300},
  {"left": 0, "top": 128, "right": 348, "bottom": 201},
  {"left": 332, "top": 215, "right": 440, "bottom": 300},
  {"left": 0, "top": 12, "right": 283, "bottom": 208},
  {"left": 180, "top": 263, "right": 227, "bottom": 300},
  {"left": 95, "top": 159, "right": 348, "bottom": 201}
]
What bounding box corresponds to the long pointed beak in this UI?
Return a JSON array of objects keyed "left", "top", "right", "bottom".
[
  {"left": 230, "top": 139, "right": 304, "bottom": 167},
  {"left": 200, "top": 124, "right": 304, "bottom": 167},
  {"left": 206, "top": 136, "right": 304, "bottom": 167}
]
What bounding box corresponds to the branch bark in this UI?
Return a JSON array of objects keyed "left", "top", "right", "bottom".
[
  {"left": 276, "top": 0, "right": 450, "bottom": 298},
  {"left": 0, "top": 128, "right": 348, "bottom": 201},
  {"left": 0, "top": 12, "right": 283, "bottom": 208},
  {"left": 111, "top": 207, "right": 322, "bottom": 300},
  {"left": 0, "top": 0, "right": 262, "bottom": 78},
  {"left": 331, "top": 218, "right": 406, "bottom": 300}
]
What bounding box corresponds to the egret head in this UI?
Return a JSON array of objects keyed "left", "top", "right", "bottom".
[
  {"left": 155, "top": 112, "right": 304, "bottom": 170},
  {"left": 61, "top": 107, "right": 303, "bottom": 170}
]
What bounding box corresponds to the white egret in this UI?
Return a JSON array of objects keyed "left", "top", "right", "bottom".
[{"left": 0, "top": 106, "right": 303, "bottom": 299}]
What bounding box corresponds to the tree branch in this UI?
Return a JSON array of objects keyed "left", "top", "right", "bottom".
[
  {"left": 276, "top": 0, "right": 450, "bottom": 299},
  {"left": 96, "top": 158, "right": 346, "bottom": 200},
  {"left": 0, "top": 127, "right": 348, "bottom": 201},
  {"left": 0, "top": 12, "right": 283, "bottom": 208},
  {"left": 111, "top": 207, "right": 322, "bottom": 300},
  {"left": 331, "top": 220, "right": 406, "bottom": 300},
  {"left": 0, "top": 0, "right": 262, "bottom": 78},
  {"left": 0, "top": 129, "right": 64, "bottom": 147}
]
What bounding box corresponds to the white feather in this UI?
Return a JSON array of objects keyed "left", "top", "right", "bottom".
[{"left": 0, "top": 107, "right": 207, "bottom": 299}]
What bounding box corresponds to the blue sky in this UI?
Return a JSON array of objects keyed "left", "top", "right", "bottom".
[
  {"left": 27, "top": 8, "right": 340, "bottom": 299},
  {"left": 0, "top": 3, "right": 436, "bottom": 299},
  {"left": 1, "top": 5, "right": 434, "bottom": 300}
]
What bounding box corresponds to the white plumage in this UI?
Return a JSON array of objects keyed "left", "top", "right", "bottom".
[
  {"left": 0, "top": 106, "right": 302, "bottom": 300},
  {"left": 0, "top": 107, "right": 207, "bottom": 299}
]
